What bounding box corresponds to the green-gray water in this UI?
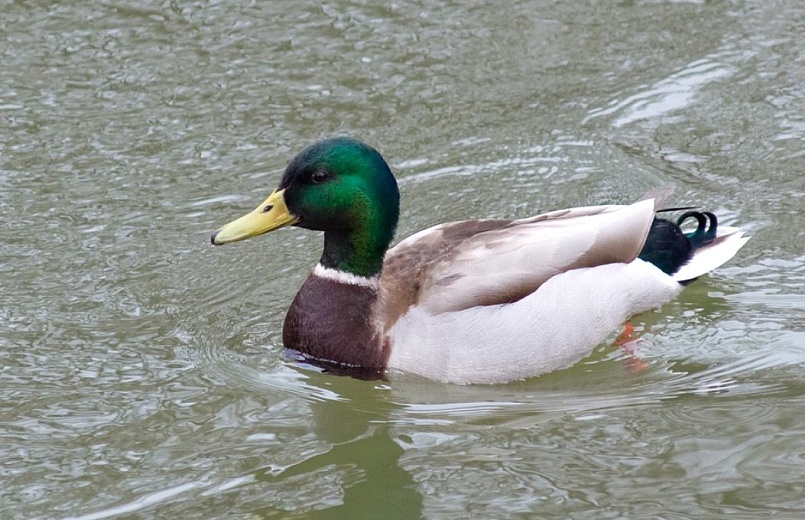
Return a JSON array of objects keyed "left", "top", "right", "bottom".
[{"left": 2, "top": 1, "right": 804, "bottom": 518}]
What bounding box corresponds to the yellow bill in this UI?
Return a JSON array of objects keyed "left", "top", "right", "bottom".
[{"left": 211, "top": 189, "right": 299, "bottom": 245}]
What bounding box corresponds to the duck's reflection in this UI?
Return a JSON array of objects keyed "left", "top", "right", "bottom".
[{"left": 250, "top": 368, "right": 424, "bottom": 519}]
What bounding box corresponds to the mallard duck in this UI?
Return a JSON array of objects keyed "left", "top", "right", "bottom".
[{"left": 211, "top": 137, "right": 748, "bottom": 384}]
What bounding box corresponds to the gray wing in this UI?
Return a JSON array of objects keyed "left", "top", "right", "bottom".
[{"left": 381, "top": 199, "right": 657, "bottom": 319}]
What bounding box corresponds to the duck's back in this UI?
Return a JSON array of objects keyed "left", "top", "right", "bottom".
[{"left": 381, "top": 199, "right": 657, "bottom": 321}]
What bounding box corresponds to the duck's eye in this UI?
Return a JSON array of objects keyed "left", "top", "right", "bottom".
[{"left": 311, "top": 171, "right": 329, "bottom": 184}]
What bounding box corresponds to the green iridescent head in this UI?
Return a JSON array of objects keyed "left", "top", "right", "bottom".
[{"left": 211, "top": 137, "right": 400, "bottom": 277}]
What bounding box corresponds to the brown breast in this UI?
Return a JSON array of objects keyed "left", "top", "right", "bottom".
[{"left": 282, "top": 274, "right": 390, "bottom": 370}]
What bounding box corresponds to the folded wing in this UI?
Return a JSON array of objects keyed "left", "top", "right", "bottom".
[{"left": 382, "top": 199, "right": 658, "bottom": 319}]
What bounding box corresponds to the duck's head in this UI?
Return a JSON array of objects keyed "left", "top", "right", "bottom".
[{"left": 211, "top": 137, "right": 400, "bottom": 277}]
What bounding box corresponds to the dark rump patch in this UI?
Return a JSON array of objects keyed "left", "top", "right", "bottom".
[{"left": 638, "top": 217, "right": 694, "bottom": 275}]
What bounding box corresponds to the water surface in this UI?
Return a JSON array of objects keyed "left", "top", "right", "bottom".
[{"left": 2, "top": 1, "right": 805, "bottom": 518}]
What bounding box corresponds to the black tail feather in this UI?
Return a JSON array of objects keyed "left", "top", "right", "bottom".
[
  {"left": 677, "top": 211, "right": 718, "bottom": 248},
  {"left": 656, "top": 206, "right": 697, "bottom": 213}
]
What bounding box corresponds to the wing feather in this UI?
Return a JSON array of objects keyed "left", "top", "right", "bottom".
[{"left": 381, "top": 199, "right": 658, "bottom": 320}]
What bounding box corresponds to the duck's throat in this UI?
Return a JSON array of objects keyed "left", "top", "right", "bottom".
[{"left": 320, "top": 229, "right": 387, "bottom": 278}]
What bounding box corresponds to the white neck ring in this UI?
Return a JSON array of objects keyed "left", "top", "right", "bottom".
[{"left": 313, "top": 264, "right": 381, "bottom": 290}]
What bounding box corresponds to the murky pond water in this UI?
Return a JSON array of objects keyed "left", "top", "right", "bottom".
[{"left": 3, "top": 1, "right": 805, "bottom": 518}]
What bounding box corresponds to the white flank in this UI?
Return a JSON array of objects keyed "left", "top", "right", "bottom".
[
  {"left": 313, "top": 264, "right": 381, "bottom": 290},
  {"left": 387, "top": 259, "right": 683, "bottom": 384}
]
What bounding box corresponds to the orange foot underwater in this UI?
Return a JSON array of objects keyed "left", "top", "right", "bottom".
[{"left": 614, "top": 322, "right": 651, "bottom": 374}]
